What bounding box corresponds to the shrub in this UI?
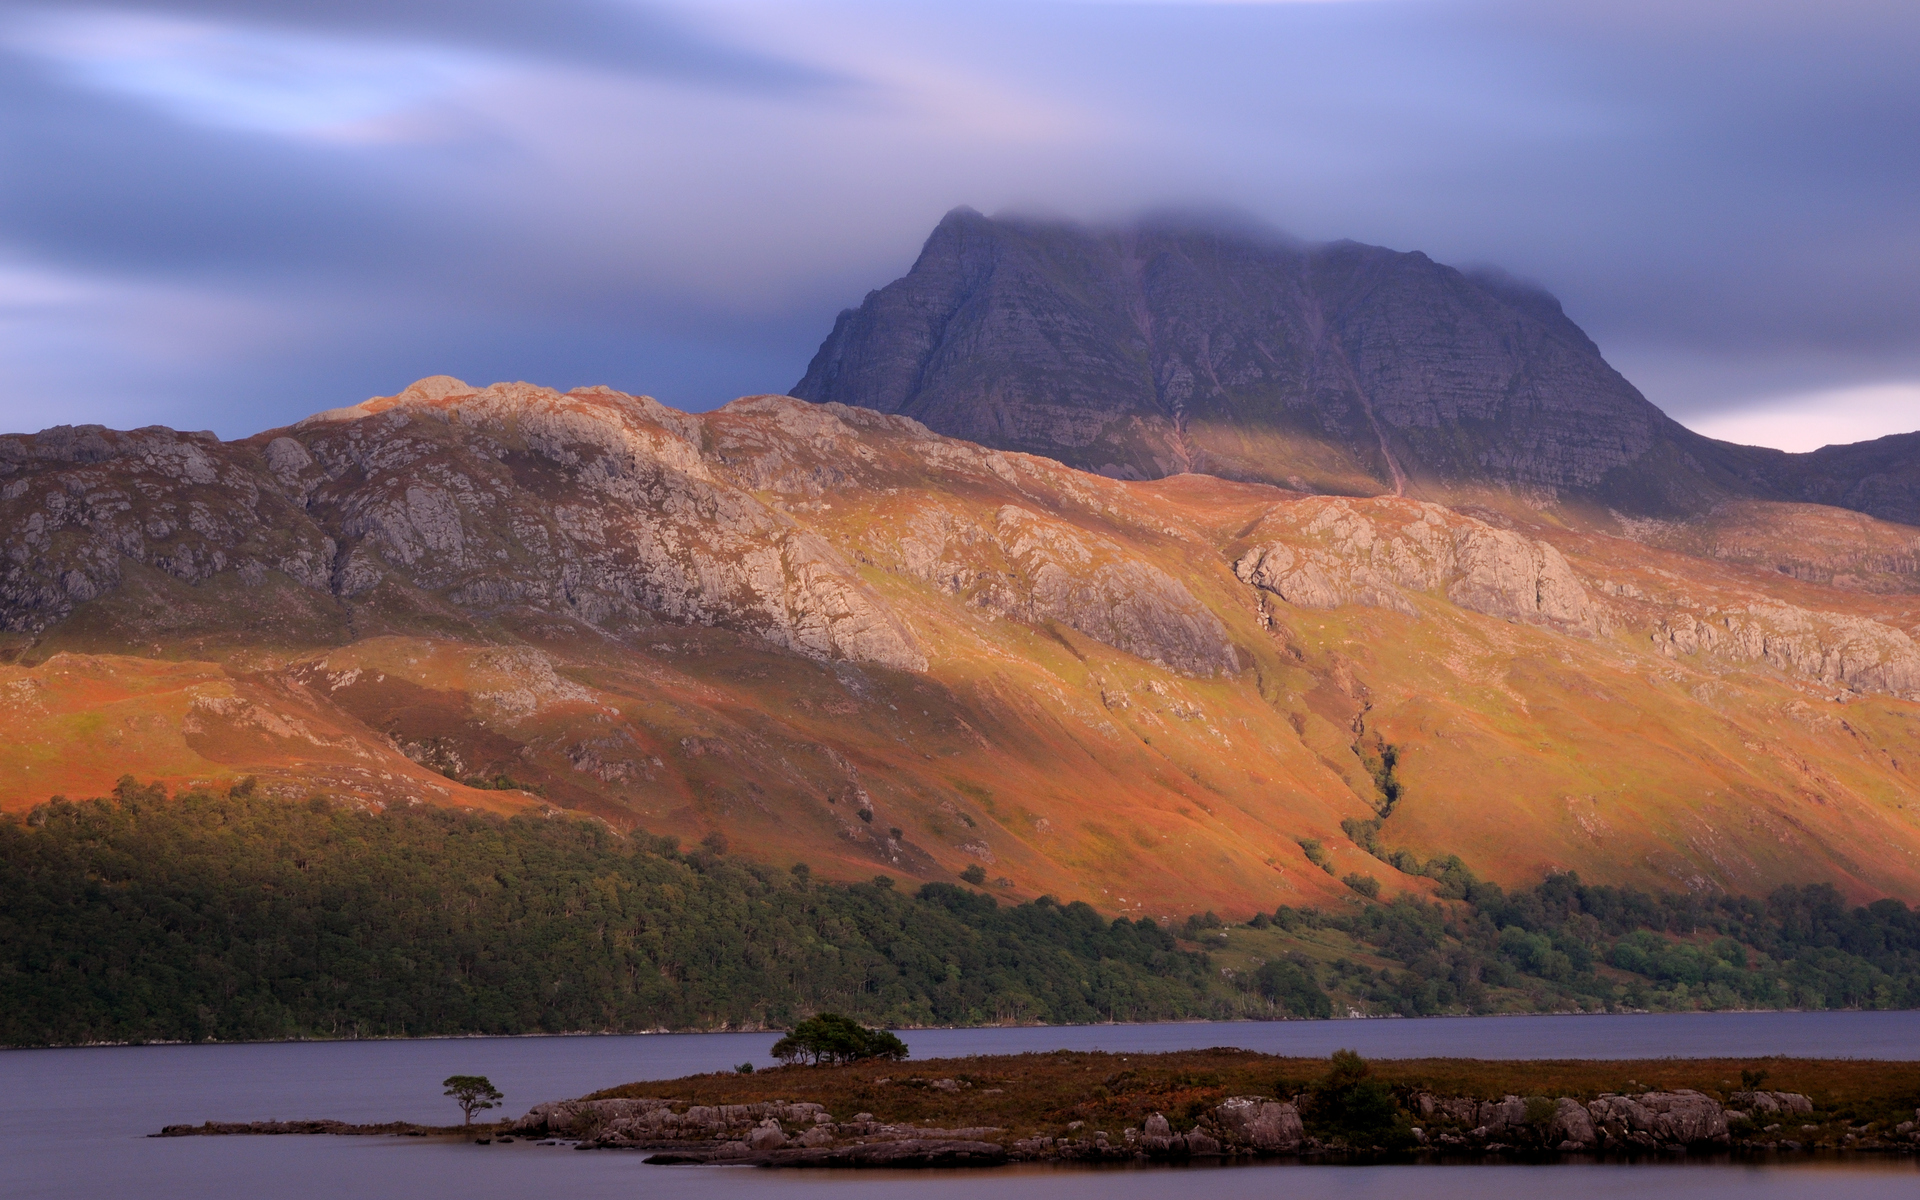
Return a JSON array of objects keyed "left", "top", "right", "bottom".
[{"left": 1306, "top": 1050, "right": 1408, "bottom": 1148}]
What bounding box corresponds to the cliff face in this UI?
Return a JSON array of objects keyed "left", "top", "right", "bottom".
[
  {"left": 793, "top": 209, "right": 1740, "bottom": 509},
  {"left": 9, "top": 377, "right": 1920, "bottom": 909},
  {"left": 796, "top": 209, "right": 1920, "bottom": 525}
]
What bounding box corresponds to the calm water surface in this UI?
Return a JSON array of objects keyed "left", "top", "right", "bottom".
[{"left": 7, "top": 1011, "right": 1920, "bottom": 1200}]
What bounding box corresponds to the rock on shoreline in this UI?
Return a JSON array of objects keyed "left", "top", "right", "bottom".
[{"left": 159, "top": 1085, "right": 1920, "bottom": 1165}]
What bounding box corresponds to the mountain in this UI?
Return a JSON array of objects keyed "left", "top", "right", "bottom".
[
  {"left": 793, "top": 208, "right": 1919, "bottom": 522},
  {"left": 7, "top": 377, "right": 1920, "bottom": 914}
]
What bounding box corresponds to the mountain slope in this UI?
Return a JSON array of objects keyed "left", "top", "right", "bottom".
[
  {"left": 6, "top": 378, "right": 1920, "bottom": 911},
  {"left": 793, "top": 209, "right": 1908, "bottom": 521}
]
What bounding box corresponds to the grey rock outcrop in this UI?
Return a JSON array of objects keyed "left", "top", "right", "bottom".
[
  {"left": 1233, "top": 497, "right": 1598, "bottom": 634},
  {"left": 1584, "top": 1091, "right": 1729, "bottom": 1148},
  {"left": 1209, "top": 1096, "right": 1304, "bottom": 1151},
  {"left": 1729, "top": 1090, "right": 1815, "bottom": 1117},
  {"left": 1549, "top": 1097, "right": 1598, "bottom": 1149},
  {"left": 746, "top": 1118, "right": 788, "bottom": 1152},
  {"left": 1412, "top": 1089, "right": 1735, "bottom": 1153},
  {"left": 512, "top": 1097, "right": 830, "bottom": 1144},
  {"left": 0, "top": 381, "right": 927, "bottom": 670},
  {"left": 894, "top": 502, "right": 1239, "bottom": 675},
  {"left": 1652, "top": 606, "right": 1920, "bottom": 699},
  {"left": 1470, "top": 1094, "right": 1530, "bottom": 1139}
]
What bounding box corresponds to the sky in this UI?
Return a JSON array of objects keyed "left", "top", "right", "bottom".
[{"left": 0, "top": 0, "right": 1916, "bottom": 452}]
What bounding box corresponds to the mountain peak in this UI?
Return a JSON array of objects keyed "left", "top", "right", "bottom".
[{"left": 793, "top": 210, "right": 1716, "bottom": 511}]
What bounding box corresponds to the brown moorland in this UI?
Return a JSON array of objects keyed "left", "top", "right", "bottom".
[{"left": 584, "top": 1049, "right": 1920, "bottom": 1143}]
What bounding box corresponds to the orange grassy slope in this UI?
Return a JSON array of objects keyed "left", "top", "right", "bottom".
[{"left": 3, "top": 379, "right": 1920, "bottom": 913}]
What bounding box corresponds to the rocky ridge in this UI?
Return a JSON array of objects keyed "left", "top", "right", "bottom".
[{"left": 10, "top": 377, "right": 1920, "bottom": 902}]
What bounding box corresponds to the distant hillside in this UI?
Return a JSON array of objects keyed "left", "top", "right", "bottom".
[
  {"left": 793, "top": 208, "right": 1920, "bottom": 523},
  {"left": 5, "top": 377, "right": 1920, "bottom": 910},
  {"left": 7, "top": 783, "right": 1917, "bottom": 1046}
]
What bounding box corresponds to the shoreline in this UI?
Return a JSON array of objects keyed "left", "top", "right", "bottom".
[
  {"left": 154, "top": 1048, "right": 1920, "bottom": 1167},
  {"left": 7, "top": 1006, "right": 1886, "bottom": 1054}
]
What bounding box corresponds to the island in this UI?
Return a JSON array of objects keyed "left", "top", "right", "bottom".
[{"left": 158, "top": 1048, "right": 1920, "bottom": 1166}]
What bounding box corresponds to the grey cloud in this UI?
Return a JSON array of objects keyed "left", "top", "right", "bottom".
[
  {"left": 0, "top": 52, "right": 487, "bottom": 279},
  {"left": 1, "top": 0, "right": 845, "bottom": 93},
  {"left": 1, "top": 0, "right": 1918, "bottom": 441}
]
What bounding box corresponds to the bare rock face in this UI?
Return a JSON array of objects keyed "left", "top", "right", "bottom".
[
  {"left": 1651, "top": 605, "right": 1920, "bottom": 699},
  {"left": 888, "top": 493, "right": 1240, "bottom": 676},
  {"left": 791, "top": 208, "right": 1716, "bottom": 509},
  {"left": 1549, "top": 1097, "right": 1598, "bottom": 1149},
  {"left": 1586, "top": 1091, "right": 1729, "bottom": 1147},
  {"left": 983, "top": 505, "right": 1238, "bottom": 675},
  {"left": 1410, "top": 1094, "right": 1480, "bottom": 1126},
  {"left": 1232, "top": 497, "right": 1598, "bottom": 634},
  {"left": 1180, "top": 1128, "right": 1222, "bottom": 1155},
  {"left": 0, "top": 425, "right": 335, "bottom": 631},
  {"left": 0, "top": 381, "right": 926, "bottom": 672},
  {"left": 513, "top": 1098, "right": 830, "bottom": 1144},
  {"left": 793, "top": 209, "right": 1920, "bottom": 525},
  {"left": 1730, "top": 1091, "right": 1815, "bottom": 1117},
  {"left": 746, "top": 1118, "right": 788, "bottom": 1152},
  {"left": 1210, "top": 1096, "right": 1304, "bottom": 1152},
  {"left": 1471, "top": 1094, "right": 1530, "bottom": 1138}
]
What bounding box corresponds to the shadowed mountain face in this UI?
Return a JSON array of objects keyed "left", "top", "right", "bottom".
[{"left": 793, "top": 209, "right": 1916, "bottom": 521}]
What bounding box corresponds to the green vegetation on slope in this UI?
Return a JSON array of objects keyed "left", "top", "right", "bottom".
[
  {"left": 0, "top": 781, "right": 1212, "bottom": 1046},
  {"left": 1213, "top": 869, "right": 1920, "bottom": 1016},
  {"left": 6, "top": 781, "right": 1920, "bottom": 1047}
]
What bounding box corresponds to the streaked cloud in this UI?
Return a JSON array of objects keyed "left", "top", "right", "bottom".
[
  {"left": 0, "top": 0, "right": 1913, "bottom": 445},
  {"left": 3, "top": 10, "right": 495, "bottom": 141}
]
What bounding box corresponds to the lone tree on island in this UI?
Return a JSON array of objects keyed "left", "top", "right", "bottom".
[
  {"left": 443, "top": 1075, "right": 504, "bottom": 1126},
  {"left": 770, "top": 1013, "right": 909, "bottom": 1066}
]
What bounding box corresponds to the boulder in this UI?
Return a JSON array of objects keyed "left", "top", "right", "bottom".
[
  {"left": 1410, "top": 1092, "right": 1480, "bottom": 1126},
  {"left": 1182, "top": 1129, "right": 1222, "bottom": 1156},
  {"left": 747, "top": 1118, "right": 788, "bottom": 1153},
  {"left": 1731, "top": 1091, "right": 1814, "bottom": 1117},
  {"left": 1211, "top": 1096, "right": 1304, "bottom": 1152},
  {"left": 1475, "top": 1095, "right": 1527, "bottom": 1135},
  {"left": 1588, "top": 1091, "right": 1728, "bottom": 1147},
  {"left": 1549, "top": 1098, "right": 1597, "bottom": 1149},
  {"left": 1638, "top": 1090, "right": 1729, "bottom": 1144}
]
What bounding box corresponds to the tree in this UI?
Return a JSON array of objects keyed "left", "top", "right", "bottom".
[
  {"left": 1305, "top": 1050, "right": 1406, "bottom": 1148},
  {"left": 770, "top": 1013, "right": 909, "bottom": 1065},
  {"left": 1254, "top": 959, "right": 1333, "bottom": 1018},
  {"left": 960, "top": 864, "right": 988, "bottom": 885},
  {"left": 443, "top": 1075, "right": 504, "bottom": 1126}
]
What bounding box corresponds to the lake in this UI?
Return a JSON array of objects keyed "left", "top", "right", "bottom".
[{"left": 7, "top": 1011, "right": 1920, "bottom": 1200}]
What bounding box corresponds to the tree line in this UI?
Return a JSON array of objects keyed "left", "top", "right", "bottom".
[
  {"left": 5, "top": 779, "right": 1919, "bottom": 1046},
  {"left": 1254, "top": 866, "right": 1920, "bottom": 1016},
  {"left": 0, "top": 780, "right": 1214, "bottom": 1046}
]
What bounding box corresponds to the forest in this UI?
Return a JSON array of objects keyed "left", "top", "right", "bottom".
[
  {"left": 0, "top": 780, "right": 1212, "bottom": 1045},
  {"left": 4, "top": 779, "right": 1920, "bottom": 1046}
]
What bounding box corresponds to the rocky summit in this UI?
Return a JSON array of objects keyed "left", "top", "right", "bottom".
[
  {"left": 8, "top": 375, "right": 1920, "bottom": 911},
  {"left": 793, "top": 208, "right": 1920, "bottom": 522}
]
